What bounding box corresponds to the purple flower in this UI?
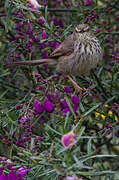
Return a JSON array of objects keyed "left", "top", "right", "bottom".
[
  {"left": 72, "top": 105, "right": 77, "bottom": 113},
  {"left": 67, "top": 1, "right": 71, "bottom": 6},
  {"left": 40, "top": 43, "right": 46, "bottom": 49},
  {"left": 17, "top": 23, "right": 22, "bottom": 30},
  {"left": 66, "top": 176, "right": 83, "bottom": 180},
  {"left": 7, "top": 164, "right": 13, "bottom": 170},
  {"left": 44, "top": 99, "right": 54, "bottom": 113},
  {"left": 52, "top": 18, "right": 58, "bottom": 26},
  {"left": 34, "top": 101, "right": 44, "bottom": 114},
  {"left": 39, "top": 136, "right": 45, "bottom": 141},
  {"left": 0, "top": 174, "right": 7, "bottom": 180},
  {"left": 18, "top": 14, "right": 23, "bottom": 18},
  {"left": 61, "top": 131, "right": 76, "bottom": 148},
  {"left": 64, "top": 86, "right": 72, "bottom": 93},
  {"left": 66, "top": 176, "right": 76, "bottom": 180},
  {"left": 57, "top": 0, "right": 62, "bottom": 3},
  {"left": 89, "top": 86, "right": 95, "bottom": 91},
  {"left": 36, "top": 36, "right": 40, "bottom": 42},
  {"left": 8, "top": 171, "right": 17, "bottom": 180},
  {"left": 105, "top": 123, "right": 112, "bottom": 128},
  {"left": 89, "top": 80, "right": 94, "bottom": 85},
  {"left": 59, "top": 20, "right": 64, "bottom": 27},
  {"left": 56, "top": 43, "right": 60, "bottom": 48},
  {"left": 0, "top": 168, "right": 3, "bottom": 174},
  {"left": 18, "top": 166, "right": 31, "bottom": 175},
  {"left": 116, "top": 16, "right": 119, "bottom": 20},
  {"left": 48, "top": 41, "right": 55, "bottom": 47},
  {"left": 96, "top": 29, "right": 101, "bottom": 33},
  {"left": 42, "top": 31, "right": 46, "bottom": 39},
  {"left": 16, "top": 105, "right": 21, "bottom": 110},
  {"left": 114, "top": 131, "right": 118, "bottom": 137},
  {"left": 43, "top": 1, "right": 47, "bottom": 6},
  {"left": 38, "top": 18, "right": 45, "bottom": 24},
  {"left": 63, "top": 99, "right": 68, "bottom": 108},
  {"left": 107, "top": 67, "right": 112, "bottom": 71},
  {"left": 28, "top": 0, "right": 41, "bottom": 10},
  {"left": 14, "top": 11, "right": 18, "bottom": 15},
  {"left": 41, "top": 51, "right": 47, "bottom": 58},
  {"left": 72, "top": 95, "right": 80, "bottom": 105},
  {"left": 64, "top": 107, "right": 70, "bottom": 113},
  {"left": 85, "top": 0, "right": 92, "bottom": 5}
]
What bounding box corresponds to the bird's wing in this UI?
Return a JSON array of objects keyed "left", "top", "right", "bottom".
[{"left": 49, "top": 34, "right": 74, "bottom": 58}]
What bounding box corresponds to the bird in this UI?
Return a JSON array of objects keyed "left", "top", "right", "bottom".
[{"left": 10, "top": 24, "right": 102, "bottom": 91}]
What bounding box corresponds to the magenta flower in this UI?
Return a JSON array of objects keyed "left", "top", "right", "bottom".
[
  {"left": 28, "top": 0, "right": 41, "bottom": 10},
  {"left": 61, "top": 131, "right": 76, "bottom": 148},
  {"left": 40, "top": 43, "right": 46, "bottom": 49},
  {"left": 38, "top": 18, "right": 45, "bottom": 24},
  {"left": 85, "top": 0, "right": 92, "bottom": 5},
  {"left": 44, "top": 99, "right": 54, "bottom": 113},
  {"left": 0, "top": 174, "right": 7, "bottom": 180},
  {"left": 52, "top": 18, "right": 58, "bottom": 26},
  {"left": 34, "top": 101, "right": 44, "bottom": 114},
  {"left": 0, "top": 168, "right": 3, "bottom": 174},
  {"left": 59, "top": 20, "right": 64, "bottom": 27},
  {"left": 56, "top": 43, "right": 60, "bottom": 48},
  {"left": 8, "top": 170, "right": 24, "bottom": 180},
  {"left": 48, "top": 41, "right": 55, "bottom": 47},
  {"left": 66, "top": 176, "right": 83, "bottom": 180},
  {"left": 7, "top": 164, "right": 13, "bottom": 170},
  {"left": 96, "top": 29, "right": 101, "bottom": 33},
  {"left": 42, "top": 31, "right": 47, "bottom": 39},
  {"left": 18, "top": 166, "right": 31, "bottom": 175},
  {"left": 64, "top": 86, "right": 72, "bottom": 93},
  {"left": 8, "top": 171, "right": 17, "bottom": 180},
  {"left": 41, "top": 51, "right": 47, "bottom": 58},
  {"left": 72, "top": 95, "right": 80, "bottom": 105}
]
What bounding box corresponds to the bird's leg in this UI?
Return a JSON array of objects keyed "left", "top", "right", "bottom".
[{"left": 67, "top": 75, "right": 83, "bottom": 93}]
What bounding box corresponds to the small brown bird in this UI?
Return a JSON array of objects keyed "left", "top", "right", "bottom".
[{"left": 11, "top": 24, "right": 102, "bottom": 91}]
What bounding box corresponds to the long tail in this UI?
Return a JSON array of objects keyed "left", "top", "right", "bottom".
[{"left": 8, "top": 58, "right": 55, "bottom": 66}]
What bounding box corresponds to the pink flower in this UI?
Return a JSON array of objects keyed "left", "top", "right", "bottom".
[
  {"left": 72, "top": 95, "right": 80, "bottom": 105},
  {"left": 34, "top": 101, "right": 44, "bottom": 114},
  {"left": 28, "top": 0, "right": 41, "bottom": 10},
  {"left": 85, "top": 0, "right": 92, "bottom": 5},
  {"left": 96, "top": 29, "right": 101, "bottom": 33},
  {"left": 41, "top": 51, "right": 47, "bottom": 58},
  {"left": 42, "top": 31, "right": 47, "bottom": 39},
  {"left": 61, "top": 131, "right": 76, "bottom": 148},
  {"left": 66, "top": 176, "right": 83, "bottom": 180},
  {"left": 38, "top": 19, "right": 45, "bottom": 24},
  {"left": 0, "top": 174, "right": 7, "bottom": 180},
  {"left": 44, "top": 99, "right": 54, "bottom": 113},
  {"left": 18, "top": 166, "right": 31, "bottom": 175},
  {"left": 56, "top": 43, "right": 60, "bottom": 48},
  {"left": 8, "top": 170, "right": 24, "bottom": 180}
]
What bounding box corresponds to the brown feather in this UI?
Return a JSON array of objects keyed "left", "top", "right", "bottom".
[
  {"left": 10, "top": 59, "right": 56, "bottom": 66},
  {"left": 49, "top": 34, "right": 74, "bottom": 58}
]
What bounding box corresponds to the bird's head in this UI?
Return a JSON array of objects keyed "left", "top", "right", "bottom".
[{"left": 75, "top": 24, "right": 90, "bottom": 33}]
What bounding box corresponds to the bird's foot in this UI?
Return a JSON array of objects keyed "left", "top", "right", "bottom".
[{"left": 67, "top": 75, "right": 83, "bottom": 95}]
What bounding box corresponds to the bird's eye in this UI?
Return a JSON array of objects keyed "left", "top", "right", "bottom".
[
  {"left": 75, "top": 27, "right": 81, "bottom": 33},
  {"left": 83, "top": 27, "right": 90, "bottom": 32},
  {"left": 75, "top": 26, "right": 89, "bottom": 33}
]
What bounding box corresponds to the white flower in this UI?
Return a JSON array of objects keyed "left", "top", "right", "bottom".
[{"left": 28, "top": 0, "right": 41, "bottom": 10}]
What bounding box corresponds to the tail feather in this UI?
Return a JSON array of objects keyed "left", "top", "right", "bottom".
[{"left": 8, "top": 58, "right": 56, "bottom": 66}]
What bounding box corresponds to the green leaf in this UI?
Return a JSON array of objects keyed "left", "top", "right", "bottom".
[
  {"left": 76, "top": 170, "right": 116, "bottom": 176},
  {"left": 84, "top": 103, "right": 101, "bottom": 117},
  {"left": 65, "top": 96, "right": 77, "bottom": 119},
  {"left": 87, "top": 138, "right": 92, "bottom": 154}
]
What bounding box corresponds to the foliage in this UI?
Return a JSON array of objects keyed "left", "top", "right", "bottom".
[{"left": 0, "top": 0, "right": 119, "bottom": 179}]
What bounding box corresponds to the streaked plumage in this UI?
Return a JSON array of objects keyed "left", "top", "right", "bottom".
[{"left": 11, "top": 24, "right": 102, "bottom": 77}]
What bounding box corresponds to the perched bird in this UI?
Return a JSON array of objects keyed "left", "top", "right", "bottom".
[{"left": 10, "top": 24, "right": 102, "bottom": 91}]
